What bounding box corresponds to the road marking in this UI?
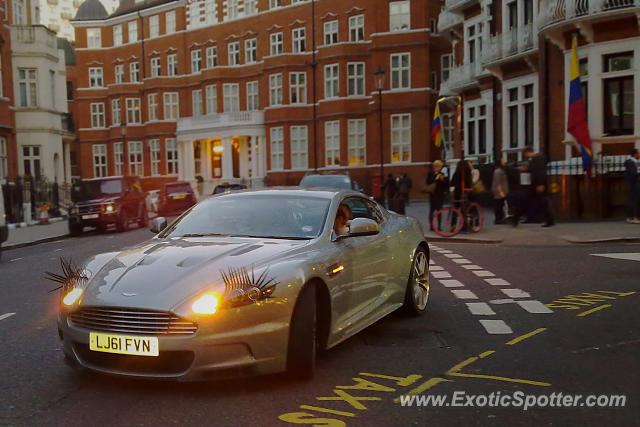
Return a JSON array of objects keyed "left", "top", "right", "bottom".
[
  {"left": 479, "top": 320, "right": 513, "bottom": 334},
  {"left": 438, "top": 279, "right": 464, "bottom": 288},
  {"left": 398, "top": 377, "right": 451, "bottom": 399},
  {"left": 444, "top": 253, "right": 462, "bottom": 258},
  {"left": 9, "top": 258, "right": 22, "bottom": 262},
  {"left": 431, "top": 271, "right": 452, "bottom": 279},
  {"left": 506, "top": 328, "right": 547, "bottom": 345},
  {"left": 500, "top": 288, "right": 531, "bottom": 298},
  {"left": 429, "top": 259, "right": 436, "bottom": 265},
  {"left": 429, "top": 265, "right": 444, "bottom": 271},
  {"left": 452, "top": 258, "right": 471, "bottom": 264},
  {"left": 438, "top": 250, "right": 453, "bottom": 254},
  {"left": 0, "top": 313, "right": 16, "bottom": 321},
  {"left": 461, "top": 264, "right": 482, "bottom": 270},
  {"left": 472, "top": 270, "right": 495, "bottom": 277},
  {"left": 577, "top": 304, "right": 611, "bottom": 317},
  {"left": 516, "top": 300, "right": 553, "bottom": 313},
  {"left": 479, "top": 350, "right": 495, "bottom": 358},
  {"left": 490, "top": 299, "right": 515, "bottom": 304},
  {"left": 447, "top": 372, "right": 551, "bottom": 387},
  {"left": 54, "top": 248, "right": 63, "bottom": 252},
  {"left": 446, "top": 357, "right": 478, "bottom": 374},
  {"left": 465, "top": 302, "right": 496, "bottom": 315},
  {"left": 452, "top": 290, "right": 478, "bottom": 300},
  {"left": 591, "top": 253, "right": 640, "bottom": 262},
  {"left": 485, "top": 278, "right": 511, "bottom": 286}
]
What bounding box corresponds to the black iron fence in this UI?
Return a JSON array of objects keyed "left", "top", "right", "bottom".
[{"left": 1, "top": 176, "right": 71, "bottom": 223}]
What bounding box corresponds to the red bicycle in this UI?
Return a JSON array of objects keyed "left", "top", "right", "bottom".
[{"left": 431, "top": 189, "right": 484, "bottom": 237}]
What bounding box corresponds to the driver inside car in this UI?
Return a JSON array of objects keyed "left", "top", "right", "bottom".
[{"left": 334, "top": 204, "right": 351, "bottom": 236}]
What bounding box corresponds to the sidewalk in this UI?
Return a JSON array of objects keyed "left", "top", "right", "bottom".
[
  {"left": 405, "top": 201, "right": 640, "bottom": 246},
  {"left": 3, "top": 218, "right": 70, "bottom": 250}
]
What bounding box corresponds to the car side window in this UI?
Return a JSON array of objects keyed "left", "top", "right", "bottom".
[
  {"left": 365, "top": 200, "right": 385, "bottom": 224},
  {"left": 342, "top": 197, "right": 378, "bottom": 223}
]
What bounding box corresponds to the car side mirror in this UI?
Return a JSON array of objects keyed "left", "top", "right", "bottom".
[
  {"left": 348, "top": 218, "right": 379, "bottom": 237},
  {"left": 150, "top": 217, "right": 167, "bottom": 233}
]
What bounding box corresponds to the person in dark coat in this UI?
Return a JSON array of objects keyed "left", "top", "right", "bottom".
[
  {"left": 522, "top": 146, "right": 554, "bottom": 227},
  {"left": 451, "top": 159, "right": 472, "bottom": 202},
  {"left": 426, "top": 161, "right": 449, "bottom": 231},
  {"left": 624, "top": 148, "right": 640, "bottom": 223},
  {"left": 398, "top": 173, "right": 412, "bottom": 205},
  {"left": 382, "top": 173, "right": 397, "bottom": 208}
]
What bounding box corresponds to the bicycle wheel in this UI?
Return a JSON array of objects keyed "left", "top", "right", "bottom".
[
  {"left": 465, "top": 202, "right": 484, "bottom": 233},
  {"left": 432, "top": 207, "right": 464, "bottom": 237}
]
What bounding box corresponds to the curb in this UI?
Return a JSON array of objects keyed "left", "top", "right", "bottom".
[
  {"left": 3, "top": 233, "right": 70, "bottom": 251},
  {"left": 425, "top": 235, "right": 504, "bottom": 244},
  {"left": 562, "top": 236, "right": 640, "bottom": 244}
]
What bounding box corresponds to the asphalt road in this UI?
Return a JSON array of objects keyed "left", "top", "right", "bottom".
[{"left": 0, "top": 228, "right": 638, "bottom": 426}]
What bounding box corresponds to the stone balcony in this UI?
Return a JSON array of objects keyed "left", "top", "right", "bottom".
[
  {"left": 444, "top": 0, "right": 481, "bottom": 14},
  {"left": 482, "top": 23, "right": 538, "bottom": 65},
  {"left": 538, "top": 0, "right": 639, "bottom": 31},
  {"left": 11, "top": 25, "right": 59, "bottom": 57},
  {"left": 440, "top": 61, "right": 486, "bottom": 95},
  {"left": 177, "top": 111, "right": 265, "bottom": 140},
  {"left": 437, "top": 9, "right": 464, "bottom": 34}
]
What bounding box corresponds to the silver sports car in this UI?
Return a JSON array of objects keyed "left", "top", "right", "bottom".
[{"left": 56, "top": 188, "right": 430, "bottom": 380}]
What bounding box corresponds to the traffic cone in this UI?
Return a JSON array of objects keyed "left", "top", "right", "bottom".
[{"left": 39, "top": 207, "right": 49, "bottom": 224}]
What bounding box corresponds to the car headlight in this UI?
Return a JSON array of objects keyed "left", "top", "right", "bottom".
[
  {"left": 105, "top": 204, "right": 115, "bottom": 213},
  {"left": 192, "top": 292, "right": 220, "bottom": 315},
  {"left": 62, "top": 287, "right": 83, "bottom": 307}
]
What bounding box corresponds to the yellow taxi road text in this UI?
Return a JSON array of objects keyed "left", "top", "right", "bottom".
[{"left": 546, "top": 290, "right": 636, "bottom": 310}]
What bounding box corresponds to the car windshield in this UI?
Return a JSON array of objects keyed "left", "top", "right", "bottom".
[
  {"left": 166, "top": 183, "right": 192, "bottom": 193},
  {"left": 161, "top": 194, "right": 331, "bottom": 239},
  {"left": 213, "top": 184, "right": 245, "bottom": 194},
  {"left": 300, "top": 175, "right": 351, "bottom": 189},
  {"left": 71, "top": 179, "right": 123, "bottom": 202}
]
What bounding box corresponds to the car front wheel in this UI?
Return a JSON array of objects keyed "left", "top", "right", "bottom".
[
  {"left": 402, "top": 247, "right": 430, "bottom": 316},
  {"left": 286, "top": 284, "right": 316, "bottom": 380}
]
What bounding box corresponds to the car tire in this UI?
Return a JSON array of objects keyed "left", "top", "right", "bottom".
[
  {"left": 402, "top": 247, "right": 430, "bottom": 316},
  {"left": 116, "top": 210, "right": 129, "bottom": 233},
  {"left": 95, "top": 223, "right": 107, "bottom": 233},
  {"left": 138, "top": 207, "right": 148, "bottom": 228},
  {"left": 286, "top": 284, "right": 316, "bottom": 380},
  {"left": 69, "top": 222, "right": 83, "bottom": 236}
]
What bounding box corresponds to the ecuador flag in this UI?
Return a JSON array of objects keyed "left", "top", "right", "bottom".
[
  {"left": 567, "top": 37, "right": 592, "bottom": 172},
  {"left": 432, "top": 103, "right": 442, "bottom": 148}
]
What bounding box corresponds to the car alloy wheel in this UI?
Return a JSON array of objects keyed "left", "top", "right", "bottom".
[{"left": 403, "top": 248, "right": 430, "bottom": 316}]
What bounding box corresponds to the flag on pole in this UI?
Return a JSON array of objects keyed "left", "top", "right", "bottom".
[
  {"left": 567, "top": 37, "right": 593, "bottom": 173},
  {"left": 432, "top": 103, "right": 442, "bottom": 148}
]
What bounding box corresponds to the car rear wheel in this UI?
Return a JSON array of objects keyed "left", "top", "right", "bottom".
[
  {"left": 402, "top": 247, "right": 430, "bottom": 316},
  {"left": 286, "top": 284, "right": 316, "bottom": 380},
  {"left": 116, "top": 210, "right": 129, "bottom": 232}
]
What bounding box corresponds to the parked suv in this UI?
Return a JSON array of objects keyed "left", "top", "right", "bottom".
[
  {"left": 299, "top": 172, "right": 364, "bottom": 193},
  {"left": 0, "top": 184, "right": 8, "bottom": 261},
  {"left": 68, "top": 176, "right": 148, "bottom": 235},
  {"left": 157, "top": 181, "right": 197, "bottom": 217}
]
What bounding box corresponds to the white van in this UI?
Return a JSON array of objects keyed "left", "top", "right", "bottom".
[{"left": 0, "top": 184, "right": 8, "bottom": 261}]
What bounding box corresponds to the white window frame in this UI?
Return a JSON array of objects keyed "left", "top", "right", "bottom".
[
  {"left": 270, "top": 32, "right": 283, "bottom": 56},
  {"left": 465, "top": 98, "right": 492, "bottom": 159},
  {"left": 92, "top": 144, "right": 108, "bottom": 177},
  {"left": 192, "top": 89, "right": 203, "bottom": 117},
  {"left": 245, "top": 0, "right": 257, "bottom": 16},
  {"left": 348, "top": 119, "right": 366, "bottom": 165},
  {"left": 151, "top": 57, "right": 161, "bottom": 78},
  {"left": 228, "top": 42, "right": 240, "bottom": 65},
  {"left": 166, "top": 11, "right": 176, "bottom": 34},
  {"left": 465, "top": 17, "right": 484, "bottom": 66},
  {"left": 245, "top": 38, "right": 257, "bottom": 63},
  {"left": 206, "top": 84, "right": 217, "bottom": 114},
  {"left": 390, "top": 52, "right": 411, "bottom": 89},
  {"left": 126, "top": 98, "right": 141, "bottom": 124},
  {"left": 391, "top": 113, "right": 411, "bottom": 163},
  {"left": 325, "top": 121, "right": 340, "bottom": 166},
  {"left": 129, "top": 62, "right": 139, "bottom": 82},
  {"left": 87, "top": 28, "right": 101, "bottom": 48},
  {"left": 503, "top": 75, "right": 538, "bottom": 155},
  {"left": 149, "top": 139, "right": 161, "bottom": 176},
  {"left": 18, "top": 68, "right": 38, "bottom": 107},
  {"left": 148, "top": 93, "right": 158, "bottom": 121},
  {"left": 164, "top": 92, "right": 179, "bottom": 120},
  {"left": 223, "top": 83, "right": 239, "bottom": 112},
  {"left": 113, "top": 24, "right": 122, "bottom": 46},
  {"left": 88, "top": 67, "right": 103, "bottom": 88},
  {"left": 324, "top": 64, "right": 339, "bottom": 99},
  {"left": 389, "top": 0, "right": 410, "bottom": 32},
  {"left": 167, "top": 54, "right": 178, "bottom": 76},
  {"left": 292, "top": 27, "right": 306, "bottom": 53},
  {"left": 289, "top": 72, "right": 306, "bottom": 104},
  {"left": 206, "top": 46, "right": 218, "bottom": 68},
  {"left": 290, "top": 125, "right": 308, "bottom": 170},
  {"left": 270, "top": 0, "right": 282, "bottom": 9},
  {"left": 115, "top": 64, "right": 124, "bottom": 84},
  {"left": 114, "top": 142, "right": 123, "bottom": 175},
  {"left": 324, "top": 20, "right": 338, "bottom": 45},
  {"left": 13, "top": 0, "right": 25, "bottom": 25},
  {"left": 347, "top": 62, "right": 365, "bottom": 96},
  {"left": 349, "top": 14, "right": 364, "bottom": 42},
  {"left": 441, "top": 53, "right": 452, "bottom": 83},
  {"left": 247, "top": 81, "right": 259, "bottom": 111},
  {"left": 128, "top": 141, "right": 143, "bottom": 176},
  {"left": 270, "top": 127, "right": 284, "bottom": 170},
  {"left": 269, "top": 73, "right": 283, "bottom": 106},
  {"left": 128, "top": 21, "right": 138, "bottom": 43},
  {"left": 166, "top": 138, "right": 179, "bottom": 175},
  {"left": 149, "top": 15, "right": 159, "bottom": 38},
  {"left": 191, "top": 50, "right": 202, "bottom": 73},
  {"left": 111, "top": 99, "right": 121, "bottom": 125},
  {"left": 90, "top": 103, "right": 105, "bottom": 128}
]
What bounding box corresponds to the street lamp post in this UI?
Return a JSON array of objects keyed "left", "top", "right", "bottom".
[
  {"left": 374, "top": 67, "right": 385, "bottom": 180},
  {"left": 120, "top": 122, "right": 126, "bottom": 175}
]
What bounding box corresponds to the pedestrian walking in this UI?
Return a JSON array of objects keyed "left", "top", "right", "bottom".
[
  {"left": 398, "top": 173, "right": 412, "bottom": 205},
  {"left": 522, "top": 146, "right": 554, "bottom": 227},
  {"left": 624, "top": 148, "right": 640, "bottom": 224},
  {"left": 425, "top": 161, "right": 449, "bottom": 231},
  {"left": 492, "top": 158, "right": 509, "bottom": 224},
  {"left": 382, "top": 173, "right": 397, "bottom": 209}
]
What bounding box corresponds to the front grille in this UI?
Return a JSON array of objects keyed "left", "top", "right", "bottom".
[
  {"left": 73, "top": 342, "right": 194, "bottom": 375},
  {"left": 69, "top": 307, "right": 198, "bottom": 336},
  {"left": 78, "top": 205, "right": 101, "bottom": 215}
]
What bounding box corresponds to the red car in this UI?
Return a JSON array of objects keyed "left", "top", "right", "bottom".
[{"left": 158, "top": 181, "right": 197, "bottom": 217}]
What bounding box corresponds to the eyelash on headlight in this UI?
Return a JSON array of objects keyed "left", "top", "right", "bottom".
[
  {"left": 221, "top": 266, "right": 278, "bottom": 304},
  {"left": 44, "top": 258, "right": 90, "bottom": 293}
]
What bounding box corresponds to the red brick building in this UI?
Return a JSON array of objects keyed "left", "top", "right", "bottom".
[
  {"left": 0, "top": 0, "right": 17, "bottom": 184},
  {"left": 71, "top": 0, "right": 444, "bottom": 198}
]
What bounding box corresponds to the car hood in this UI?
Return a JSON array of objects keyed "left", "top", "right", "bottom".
[{"left": 80, "top": 237, "right": 310, "bottom": 311}]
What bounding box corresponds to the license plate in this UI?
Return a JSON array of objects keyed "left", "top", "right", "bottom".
[
  {"left": 82, "top": 214, "right": 99, "bottom": 219},
  {"left": 89, "top": 332, "right": 159, "bottom": 357},
  {"left": 172, "top": 194, "right": 186, "bottom": 199}
]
